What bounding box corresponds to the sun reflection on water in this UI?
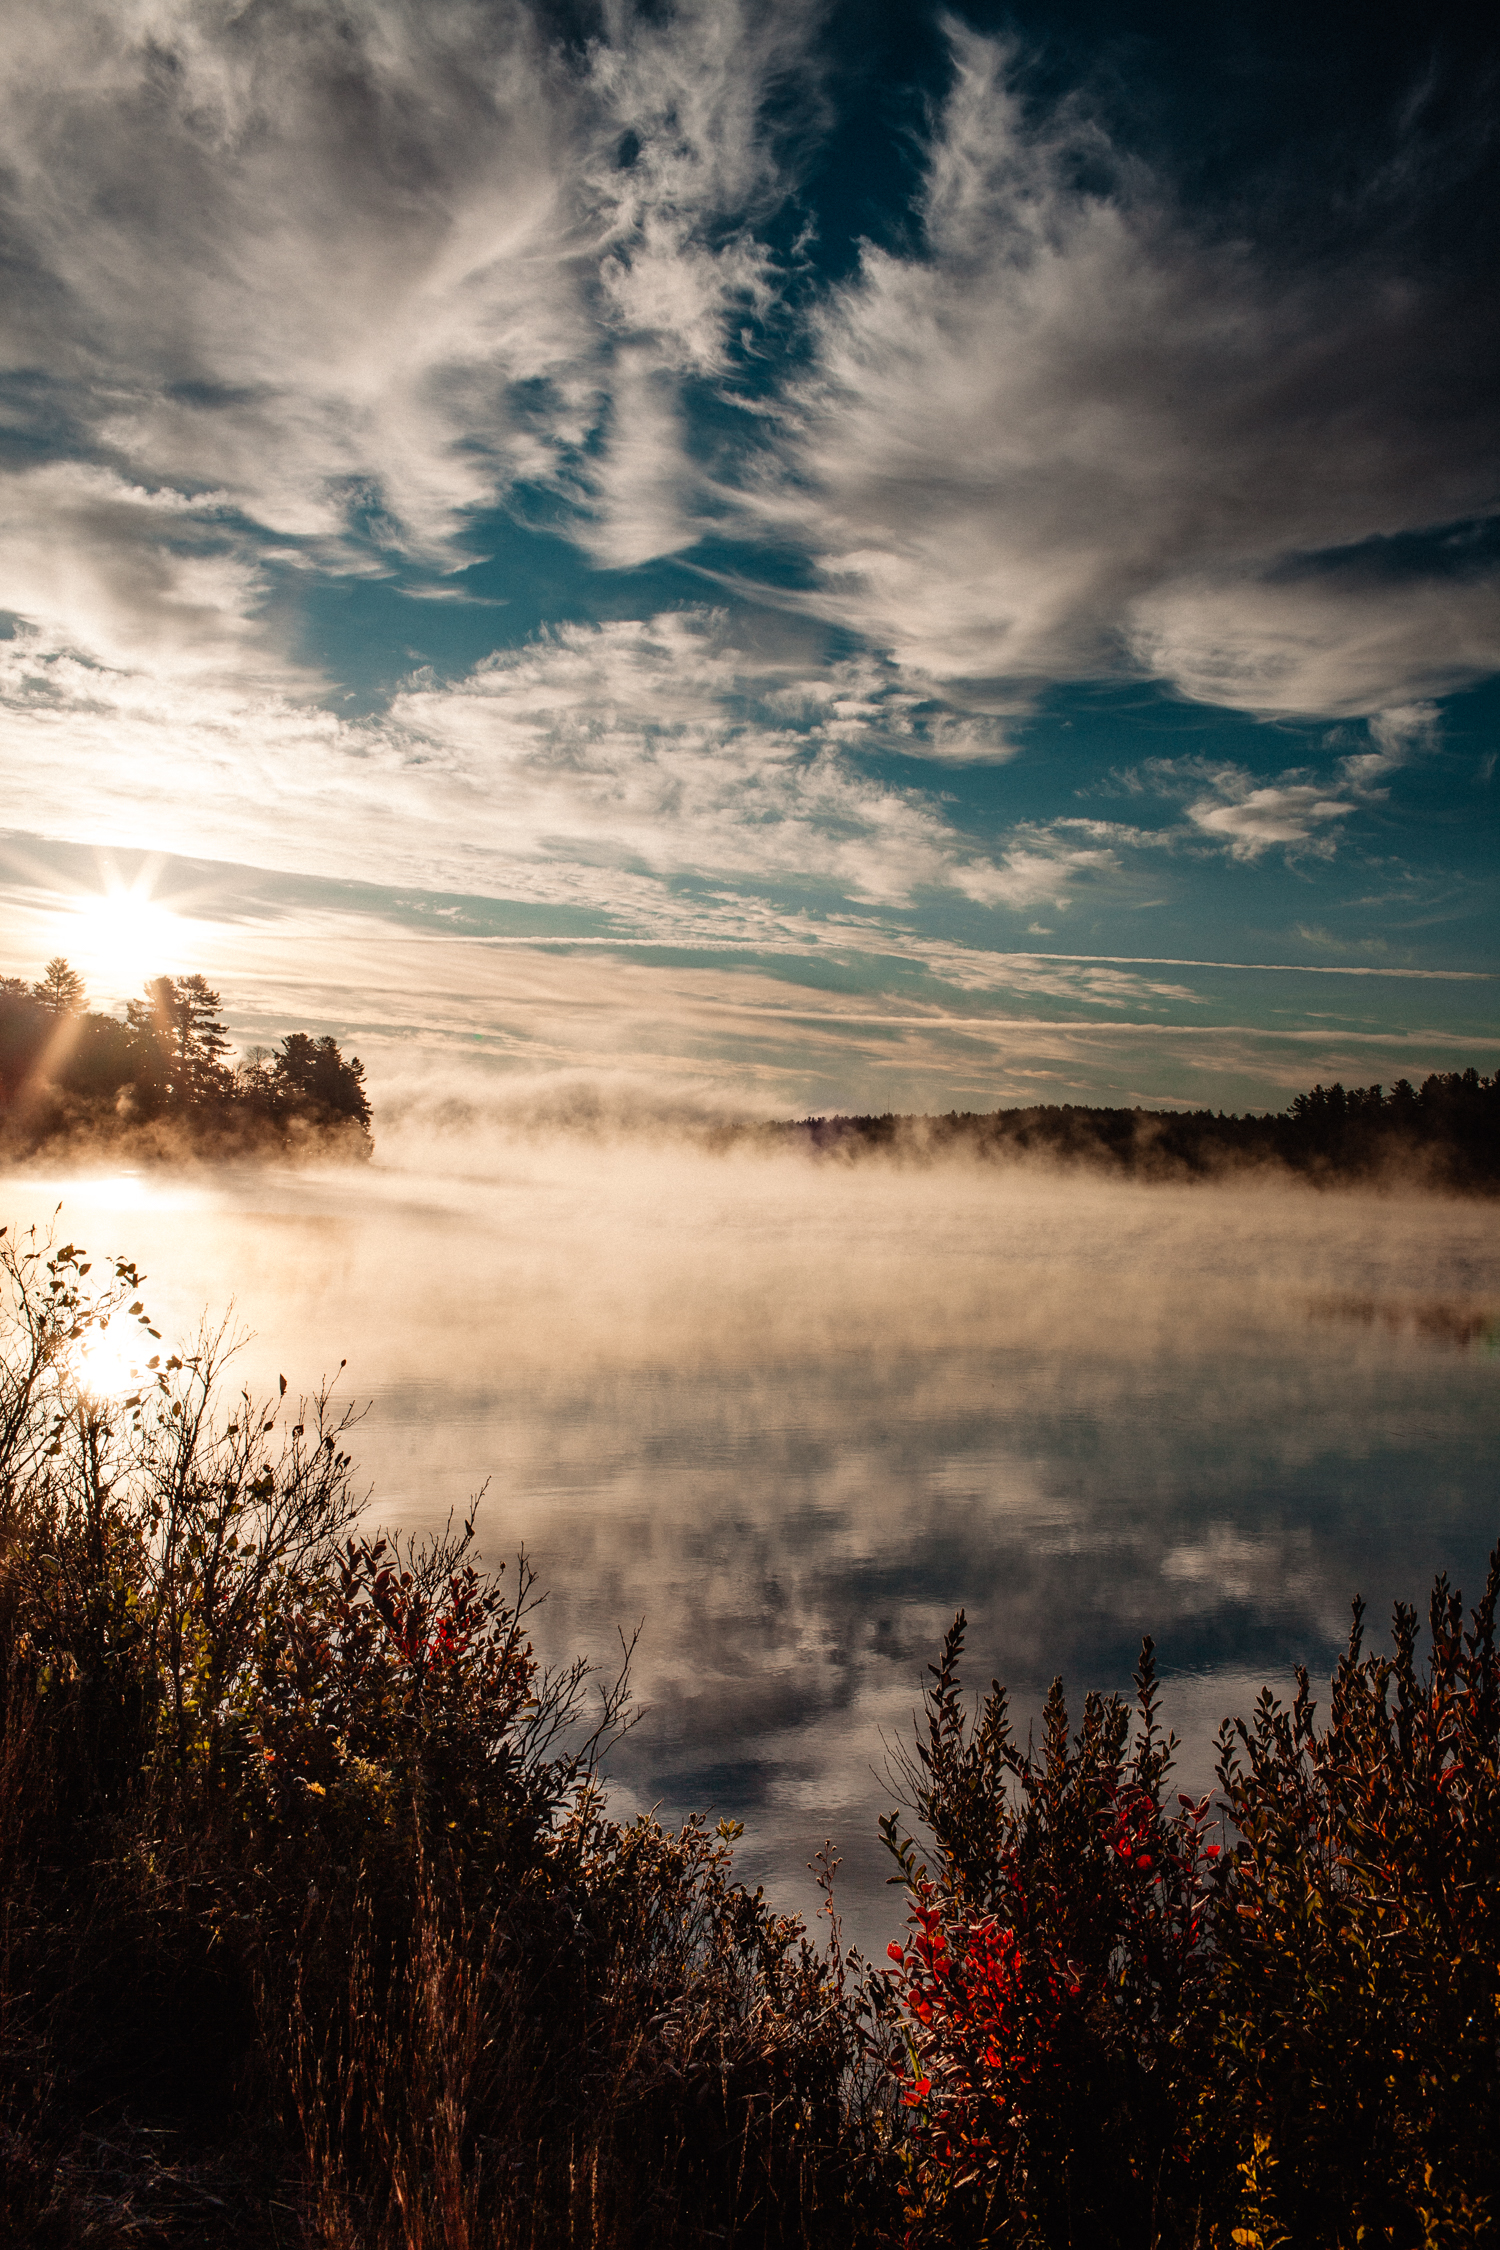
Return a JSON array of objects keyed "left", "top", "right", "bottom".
[
  {"left": 33, "top": 1171, "right": 210, "bottom": 1215},
  {"left": 64, "top": 1321, "right": 154, "bottom": 1401}
]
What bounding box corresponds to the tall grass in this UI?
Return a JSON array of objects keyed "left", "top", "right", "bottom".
[{"left": 0, "top": 1228, "right": 890, "bottom": 2246}]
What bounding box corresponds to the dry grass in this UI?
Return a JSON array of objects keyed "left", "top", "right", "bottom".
[{"left": 0, "top": 1225, "right": 893, "bottom": 2249}]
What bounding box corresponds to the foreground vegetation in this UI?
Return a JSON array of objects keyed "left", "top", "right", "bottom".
[
  {"left": 0, "top": 1231, "right": 878, "bottom": 2247},
  {"left": 0, "top": 960, "right": 372, "bottom": 1162},
  {"left": 763, "top": 1069, "right": 1500, "bottom": 1192},
  {"left": 1, "top": 1230, "right": 1498, "bottom": 2245}
]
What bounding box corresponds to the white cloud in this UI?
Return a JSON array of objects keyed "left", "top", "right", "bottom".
[
  {"left": 0, "top": 460, "right": 297, "bottom": 686},
  {"left": 571, "top": 351, "right": 695, "bottom": 568},
  {"left": 768, "top": 23, "right": 1498, "bottom": 717},
  {"left": 0, "top": 2, "right": 579, "bottom": 551},
  {"left": 1167, "top": 702, "right": 1445, "bottom": 860},
  {"left": 0, "top": 606, "right": 1103, "bottom": 929},
  {"left": 0, "top": 0, "right": 1490, "bottom": 964},
  {"left": 1349, "top": 702, "right": 1440, "bottom": 783},
  {"left": 386, "top": 610, "right": 965, "bottom": 903},
  {"left": 1187, "top": 782, "right": 1355, "bottom": 860},
  {"left": 912, "top": 713, "right": 1022, "bottom": 765},
  {"left": 0, "top": 0, "right": 1489, "bottom": 765},
  {"left": 1129, "top": 577, "right": 1500, "bottom": 719},
  {"left": 0, "top": 0, "right": 822, "bottom": 673},
  {"left": 947, "top": 836, "right": 1116, "bottom": 912}
]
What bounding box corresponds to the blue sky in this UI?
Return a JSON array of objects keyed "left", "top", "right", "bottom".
[{"left": 0, "top": 0, "right": 1495, "bottom": 1115}]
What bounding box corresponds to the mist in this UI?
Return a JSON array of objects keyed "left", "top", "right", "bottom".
[{"left": 6, "top": 1124, "right": 1496, "bottom": 1948}]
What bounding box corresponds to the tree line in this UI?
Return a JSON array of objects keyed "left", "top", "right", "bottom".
[
  {"left": 759, "top": 1068, "right": 1500, "bottom": 1192},
  {"left": 0, "top": 957, "right": 372, "bottom": 1158}
]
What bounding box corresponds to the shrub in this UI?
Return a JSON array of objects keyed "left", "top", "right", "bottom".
[
  {"left": 0, "top": 1228, "right": 888, "bottom": 2247},
  {"left": 1211, "top": 1567, "right": 1500, "bottom": 2245},
  {"left": 7, "top": 1215, "right": 1498, "bottom": 2248},
  {"left": 878, "top": 1622, "right": 1226, "bottom": 2246},
  {"left": 879, "top": 1572, "right": 1500, "bottom": 2249}
]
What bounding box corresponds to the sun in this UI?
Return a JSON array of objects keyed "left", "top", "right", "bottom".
[
  {"left": 65, "top": 1320, "right": 153, "bottom": 1402},
  {"left": 63, "top": 880, "right": 186, "bottom": 995}
]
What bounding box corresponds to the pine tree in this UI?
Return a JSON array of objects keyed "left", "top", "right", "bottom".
[
  {"left": 173, "top": 975, "right": 232, "bottom": 1105},
  {"left": 33, "top": 958, "right": 85, "bottom": 1016},
  {"left": 125, "top": 975, "right": 232, "bottom": 1108},
  {"left": 273, "top": 1031, "right": 371, "bottom": 1127}
]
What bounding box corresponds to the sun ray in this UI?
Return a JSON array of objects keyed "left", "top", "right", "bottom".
[
  {"left": 64, "top": 1318, "right": 154, "bottom": 1402},
  {"left": 54, "top": 874, "right": 188, "bottom": 997}
]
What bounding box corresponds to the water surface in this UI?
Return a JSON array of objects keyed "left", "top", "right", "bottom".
[{"left": 9, "top": 1142, "right": 1497, "bottom": 1951}]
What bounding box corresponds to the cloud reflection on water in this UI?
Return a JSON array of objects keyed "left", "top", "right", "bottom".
[{"left": 4, "top": 1140, "right": 1496, "bottom": 1947}]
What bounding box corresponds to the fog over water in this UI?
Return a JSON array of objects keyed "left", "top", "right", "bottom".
[{"left": 9, "top": 1138, "right": 1498, "bottom": 1952}]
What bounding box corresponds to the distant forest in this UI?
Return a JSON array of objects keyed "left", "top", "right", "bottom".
[
  {"left": 758, "top": 1070, "right": 1500, "bottom": 1193},
  {"left": 0, "top": 958, "right": 372, "bottom": 1161}
]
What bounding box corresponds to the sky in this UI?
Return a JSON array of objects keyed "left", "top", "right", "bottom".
[{"left": 0, "top": 0, "right": 1496, "bottom": 1117}]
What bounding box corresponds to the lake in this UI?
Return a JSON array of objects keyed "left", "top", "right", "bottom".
[{"left": 8, "top": 1137, "right": 1498, "bottom": 1954}]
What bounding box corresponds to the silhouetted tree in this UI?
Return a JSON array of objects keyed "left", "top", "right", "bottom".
[
  {"left": 771, "top": 1070, "right": 1499, "bottom": 1189},
  {"left": 273, "top": 1030, "right": 371, "bottom": 1128},
  {"left": 0, "top": 962, "right": 376, "bottom": 1156},
  {"left": 33, "top": 957, "right": 85, "bottom": 1016},
  {"left": 125, "top": 974, "right": 232, "bottom": 1110},
  {"left": 172, "top": 974, "right": 233, "bottom": 1105}
]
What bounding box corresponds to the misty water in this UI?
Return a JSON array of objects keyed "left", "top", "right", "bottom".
[{"left": 9, "top": 1143, "right": 1498, "bottom": 1954}]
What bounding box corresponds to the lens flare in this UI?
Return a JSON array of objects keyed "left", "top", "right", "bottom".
[
  {"left": 65, "top": 1321, "right": 151, "bottom": 1401},
  {"left": 61, "top": 882, "right": 185, "bottom": 995}
]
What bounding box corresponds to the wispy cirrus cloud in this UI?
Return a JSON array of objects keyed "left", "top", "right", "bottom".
[
  {"left": 11, "top": 4, "right": 1488, "bottom": 737},
  {"left": 2, "top": 1, "right": 578, "bottom": 570},
  {"left": 1150, "top": 704, "right": 1444, "bottom": 860},
  {"left": 0, "top": 604, "right": 1093, "bottom": 931},
  {"left": 0, "top": 0, "right": 822, "bottom": 672},
  {"left": 1, "top": 2, "right": 1494, "bottom": 741},
  {"left": 0, "top": 0, "right": 1491, "bottom": 1123},
  {"left": 0, "top": 461, "right": 291, "bottom": 686},
  {"left": 1184, "top": 778, "right": 1356, "bottom": 860},
  {"left": 1127, "top": 574, "right": 1500, "bottom": 720},
  {"left": 763, "top": 22, "right": 1499, "bottom": 720}
]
